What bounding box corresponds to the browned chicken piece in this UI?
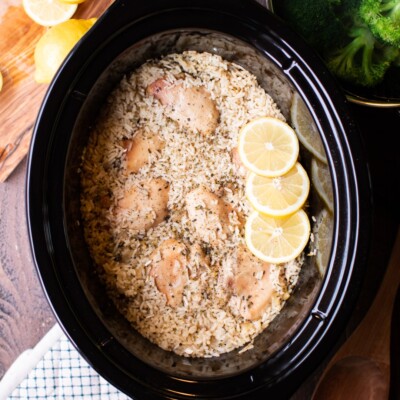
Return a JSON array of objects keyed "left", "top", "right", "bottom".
[
  {"left": 147, "top": 78, "right": 219, "bottom": 136},
  {"left": 232, "top": 246, "right": 274, "bottom": 321},
  {"left": 149, "top": 239, "right": 189, "bottom": 307},
  {"left": 123, "top": 129, "right": 164, "bottom": 173},
  {"left": 116, "top": 178, "right": 169, "bottom": 232},
  {"left": 185, "top": 186, "right": 236, "bottom": 245}
]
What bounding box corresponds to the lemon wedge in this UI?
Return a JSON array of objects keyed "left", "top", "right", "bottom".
[
  {"left": 23, "top": 0, "right": 77, "bottom": 26},
  {"left": 290, "top": 93, "right": 327, "bottom": 164},
  {"left": 314, "top": 208, "right": 334, "bottom": 277},
  {"left": 245, "top": 209, "right": 311, "bottom": 264},
  {"left": 238, "top": 117, "right": 299, "bottom": 177},
  {"left": 34, "top": 18, "right": 97, "bottom": 83},
  {"left": 311, "top": 158, "right": 334, "bottom": 212},
  {"left": 246, "top": 162, "right": 310, "bottom": 217}
]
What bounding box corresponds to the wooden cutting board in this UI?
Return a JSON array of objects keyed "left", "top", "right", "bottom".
[{"left": 0, "top": 0, "right": 113, "bottom": 182}]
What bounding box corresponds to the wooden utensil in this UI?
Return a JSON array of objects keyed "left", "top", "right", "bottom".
[
  {"left": 389, "top": 283, "right": 400, "bottom": 399},
  {"left": 312, "top": 227, "right": 400, "bottom": 399},
  {"left": 0, "top": 0, "right": 113, "bottom": 182}
]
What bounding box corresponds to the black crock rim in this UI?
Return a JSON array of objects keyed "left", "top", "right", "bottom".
[{"left": 26, "top": 0, "right": 372, "bottom": 398}]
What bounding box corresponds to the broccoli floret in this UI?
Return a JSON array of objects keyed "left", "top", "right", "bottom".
[
  {"left": 326, "top": 23, "right": 395, "bottom": 86},
  {"left": 360, "top": 0, "right": 400, "bottom": 47},
  {"left": 274, "top": 0, "right": 399, "bottom": 87}
]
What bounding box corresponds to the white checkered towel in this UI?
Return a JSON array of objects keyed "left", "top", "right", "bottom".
[{"left": 0, "top": 325, "right": 130, "bottom": 400}]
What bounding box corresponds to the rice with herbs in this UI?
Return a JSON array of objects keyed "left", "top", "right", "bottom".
[{"left": 80, "top": 51, "right": 303, "bottom": 358}]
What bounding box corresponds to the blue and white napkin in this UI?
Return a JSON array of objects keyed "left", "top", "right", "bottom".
[{"left": 0, "top": 325, "right": 130, "bottom": 400}]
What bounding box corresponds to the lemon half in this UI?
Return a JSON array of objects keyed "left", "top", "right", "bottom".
[
  {"left": 34, "top": 18, "right": 97, "bottom": 83},
  {"left": 23, "top": 0, "right": 78, "bottom": 26}
]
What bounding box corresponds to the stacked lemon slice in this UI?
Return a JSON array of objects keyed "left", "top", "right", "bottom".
[{"left": 238, "top": 117, "right": 311, "bottom": 264}]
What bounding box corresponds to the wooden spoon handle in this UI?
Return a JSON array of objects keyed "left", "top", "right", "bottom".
[{"left": 389, "top": 284, "right": 400, "bottom": 400}]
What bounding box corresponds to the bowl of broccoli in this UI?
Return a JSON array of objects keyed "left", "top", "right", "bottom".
[{"left": 268, "top": 0, "right": 400, "bottom": 107}]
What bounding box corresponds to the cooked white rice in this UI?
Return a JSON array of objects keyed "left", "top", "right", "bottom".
[{"left": 80, "top": 51, "right": 303, "bottom": 358}]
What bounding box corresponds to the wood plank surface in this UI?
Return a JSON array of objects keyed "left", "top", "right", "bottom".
[
  {"left": 0, "top": 0, "right": 113, "bottom": 182},
  {"left": 0, "top": 159, "right": 55, "bottom": 379}
]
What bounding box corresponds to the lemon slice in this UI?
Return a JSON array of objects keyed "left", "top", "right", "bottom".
[
  {"left": 238, "top": 117, "right": 299, "bottom": 177},
  {"left": 246, "top": 162, "right": 310, "bottom": 217},
  {"left": 290, "top": 93, "right": 327, "bottom": 164},
  {"left": 22, "top": 0, "right": 77, "bottom": 26},
  {"left": 314, "top": 209, "right": 334, "bottom": 277},
  {"left": 311, "top": 158, "right": 334, "bottom": 212},
  {"left": 245, "top": 209, "right": 311, "bottom": 264},
  {"left": 0, "top": 72, "right": 3, "bottom": 92}
]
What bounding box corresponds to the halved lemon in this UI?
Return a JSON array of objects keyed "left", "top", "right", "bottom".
[
  {"left": 22, "top": 0, "right": 77, "bottom": 26},
  {"left": 238, "top": 117, "right": 299, "bottom": 177},
  {"left": 290, "top": 93, "right": 327, "bottom": 164},
  {"left": 246, "top": 162, "right": 310, "bottom": 217},
  {"left": 311, "top": 158, "right": 334, "bottom": 212},
  {"left": 245, "top": 209, "right": 311, "bottom": 264},
  {"left": 34, "top": 18, "right": 97, "bottom": 83}
]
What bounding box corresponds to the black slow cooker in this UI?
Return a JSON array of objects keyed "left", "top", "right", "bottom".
[{"left": 26, "top": 0, "right": 372, "bottom": 398}]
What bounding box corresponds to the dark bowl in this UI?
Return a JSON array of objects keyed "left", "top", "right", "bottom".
[
  {"left": 266, "top": 0, "right": 400, "bottom": 108},
  {"left": 26, "top": 0, "right": 372, "bottom": 398}
]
